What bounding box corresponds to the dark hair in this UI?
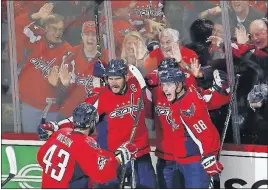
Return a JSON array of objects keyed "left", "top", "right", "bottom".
[{"left": 190, "top": 19, "right": 214, "bottom": 43}]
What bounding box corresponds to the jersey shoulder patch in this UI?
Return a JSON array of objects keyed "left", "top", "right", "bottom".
[{"left": 180, "top": 103, "right": 195, "bottom": 117}]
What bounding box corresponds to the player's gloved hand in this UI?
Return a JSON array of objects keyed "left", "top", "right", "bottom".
[
  {"left": 93, "top": 61, "right": 106, "bottom": 77},
  {"left": 147, "top": 41, "right": 160, "bottom": 53},
  {"left": 201, "top": 154, "right": 223, "bottom": 179},
  {"left": 37, "top": 121, "right": 59, "bottom": 140},
  {"left": 212, "top": 70, "right": 230, "bottom": 95},
  {"left": 145, "top": 71, "right": 158, "bottom": 88},
  {"left": 115, "top": 142, "right": 138, "bottom": 165}
]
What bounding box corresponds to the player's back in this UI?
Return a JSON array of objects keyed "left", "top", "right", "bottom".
[
  {"left": 37, "top": 128, "right": 78, "bottom": 188},
  {"left": 37, "top": 127, "right": 118, "bottom": 188}
]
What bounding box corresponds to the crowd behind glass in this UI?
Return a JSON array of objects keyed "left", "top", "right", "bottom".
[{"left": 1, "top": 0, "right": 268, "bottom": 145}]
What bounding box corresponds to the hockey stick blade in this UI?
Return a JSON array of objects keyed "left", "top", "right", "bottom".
[
  {"left": 129, "top": 65, "right": 146, "bottom": 90},
  {"left": 1, "top": 146, "right": 17, "bottom": 187}
]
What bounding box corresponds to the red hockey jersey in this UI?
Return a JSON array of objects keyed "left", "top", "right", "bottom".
[
  {"left": 170, "top": 87, "right": 220, "bottom": 164},
  {"left": 84, "top": 78, "right": 151, "bottom": 157},
  {"left": 151, "top": 84, "right": 229, "bottom": 161},
  {"left": 37, "top": 128, "right": 119, "bottom": 188}
]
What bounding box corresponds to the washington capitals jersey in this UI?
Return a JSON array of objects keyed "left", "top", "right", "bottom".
[
  {"left": 37, "top": 128, "right": 118, "bottom": 188},
  {"left": 169, "top": 87, "right": 220, "bottom": 164}
]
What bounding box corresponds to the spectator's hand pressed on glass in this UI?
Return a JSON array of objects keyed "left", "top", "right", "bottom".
[
  {"left": 167, "top": 42, "right": 182, "bottom": 63},
  {"left": 59, "top": 64, "right": 71, "bottom": 87},
  {"left": 146, "top": 19, "right": 166, "bottom": 33},
  {"left": 132, "top": 39, "right": 147, "bottom": 60},
  {"left": 31, "top": 3, "right": 54, "bottom": 20},
  {"left": 48, "top": 66, "right": 59, "bottom": 87},
  {"left": 200, "top": 6, "right": 221, "bottom": 18},
  {"left": 207, "top": 36, "right": 223, "bottom": 47},
  {"left": 236, "top": 24, "right": 250, "bottom": 44},
  {"left": 190, "top": 58, "right": 203, "bottom": 78}
]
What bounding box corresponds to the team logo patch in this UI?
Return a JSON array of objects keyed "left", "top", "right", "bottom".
[
  {"left": 98, "top": 156, "right": 108, "bottom": 170},
  {"left": 181, "top": 103, "right": 195, "bottom": 117}
]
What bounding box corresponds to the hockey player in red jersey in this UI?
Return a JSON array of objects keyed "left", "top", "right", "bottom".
[
  {"left": 158, "top": 67, "right": 223, "bottom": 188},
  {"left": 37, "top": 103, "right": 137, "bottom": 188},
  {"left": 39, "top": 60, "right": 157, "bottom": 188},
  {"left": 146, "top": 58, "right": 230, "bottom": 188}
]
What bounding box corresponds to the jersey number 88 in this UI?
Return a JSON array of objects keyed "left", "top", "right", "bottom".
[{"left": 43, "top": 144, "right": 70, "bottom": 181}]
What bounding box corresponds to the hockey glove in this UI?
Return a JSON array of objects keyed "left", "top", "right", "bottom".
[
  {"left": 115, "top": 142, "right": 138, "bottom": 165},
  {"left": 93, "top": 61, "right": 106, "bottom": 78},
  {"left": 248, "top": 84, "right": 268, "bottom": 104},
  {"left": 37, "top": 121, "right": 59, "bottom": 141},
  {"left": 212, "top": 70, "right": 230, "bottom": 95},
  {"left": 201, "top": 155, "right": 223, "bottom": 178},
  {"left": 147, "top": 41, "right": 160, "bottom": 53},
  {"left": 145, "top": 71, "right": 158, "bottom": 88}
]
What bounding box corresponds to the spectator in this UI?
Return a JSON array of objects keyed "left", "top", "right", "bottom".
[
  {"left": 16, "top": 3, "right": 74, "bottom": 132},
  {"left": 121, "top": 31, "right": 148, "bottom": 76},
  {"left": 143, "top": 28, "right": 198, "bottom": 74},
  {"left": 230, "top": 0, "right": 265, "bottom": 32},
  {"left": 59, "top": 21, "right": 108, "bottom": 119}
]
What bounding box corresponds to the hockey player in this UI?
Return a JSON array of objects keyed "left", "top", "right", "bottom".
[
  {"left": 158, "top": 67, "right": 223, "bottom": 188},
  {"left": 146, "top": 58, "right": 230, "bottom": 188},
  {"left": 37, "top": 103, "right": 137, "bottom": 188},
  {"left": 38, "top": 59, "right": 157, "bottom": 188}
]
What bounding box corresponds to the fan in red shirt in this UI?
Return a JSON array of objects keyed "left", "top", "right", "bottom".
[
  {"left": 15, "top": 3, "right": 74, "bottom": 132},
  {"left": 143, "top": 28, "right": 199, "bottom": 75},
  {"left": 37, "top": 103, "right": 136, "bottom": 188},
  {"left": 59, "top": 21, "right": 108, "bottom": 118}
]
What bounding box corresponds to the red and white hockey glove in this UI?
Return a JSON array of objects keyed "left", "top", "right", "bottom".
[
  {"left": 145, "top": 71, "right": 159, "bottom": 88},
  {"left": 37, "top": 121, "right": 59, "bottom": 141},
  {"left": 201, "top": 155, "right": 223, "bottom": 177},
  {"left": 115, "top": 142, "right": 138, "bottom": 165}
]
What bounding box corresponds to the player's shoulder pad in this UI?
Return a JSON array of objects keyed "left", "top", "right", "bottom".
[{"left": 85, "top": 136, "right": 99, "bottom": 149}]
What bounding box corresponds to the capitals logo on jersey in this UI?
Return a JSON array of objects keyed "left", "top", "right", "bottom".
[
  {"left": 135, "top": 1, "right": 164, "bottom": 17},
  {"left": 110, "top": 93, "right": 144, "bottom": 120},
  {"left": 181, "top": 103, "right": 195, "bottom": 118},
  {"left": 154, "top": 104, "right": 172, "bottom": 124}
]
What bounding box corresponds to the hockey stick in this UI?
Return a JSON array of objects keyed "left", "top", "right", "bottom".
[
  {"left": 119, "top": 65, "right": 147, "bottom": 189},
  {"left": 40, "top": 98, "right": 56, "bottom": 124},
  {"left": 1, "top": 146, "right": 17, "bottom": 188},
  {"left": 209, "top": 74, "right": 241, "bottom": 189},
  {"left": 219, "top": 74, "right": 241, "bottom": 156},
  {"left": 94, "top": 0, "right": 102, "bottom": 63}
]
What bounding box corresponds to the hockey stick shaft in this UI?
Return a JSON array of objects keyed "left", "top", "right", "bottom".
[
  {"left": 94, "top": 1, "right": 102, "bottom": 62},
  {"left": 209, "top": 74, "right": 241, "bottom": 189},
  {"left": 1, "top": 174, "right": 15, "bottom": 188},
  {"left": 219, "top": 74, "right": 240, "bottom": 157},
  {"left": 119, "top": 66, "right": 147, "bottom": 189},
  {"left": 119, "top": 90, "right": 145, "bottom": 189}
]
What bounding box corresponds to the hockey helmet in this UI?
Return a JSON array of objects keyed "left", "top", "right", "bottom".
[
  {"left": 72, "top": 103, "right": 99, "bottom": 134},
  {"left": 158, "top": 58, "right": 179, "bottom": 71},
  {"left": 159, "top": 68, "right": 185, "bottom": 83},
  {"left": 105, "top": 59, "right": 127, "bottom": 77}
]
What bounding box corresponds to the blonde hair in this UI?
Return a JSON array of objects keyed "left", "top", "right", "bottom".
[
  {"left": 121, "top": 31, "right": 147, "bottom": 60},
  {"left": 42, "top": 14, "right": 64, "bottom": 27}
]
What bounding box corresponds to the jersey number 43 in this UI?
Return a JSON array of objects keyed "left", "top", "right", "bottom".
[{"left": 43, "top": 144, "right": 70, "bottom": 181}]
